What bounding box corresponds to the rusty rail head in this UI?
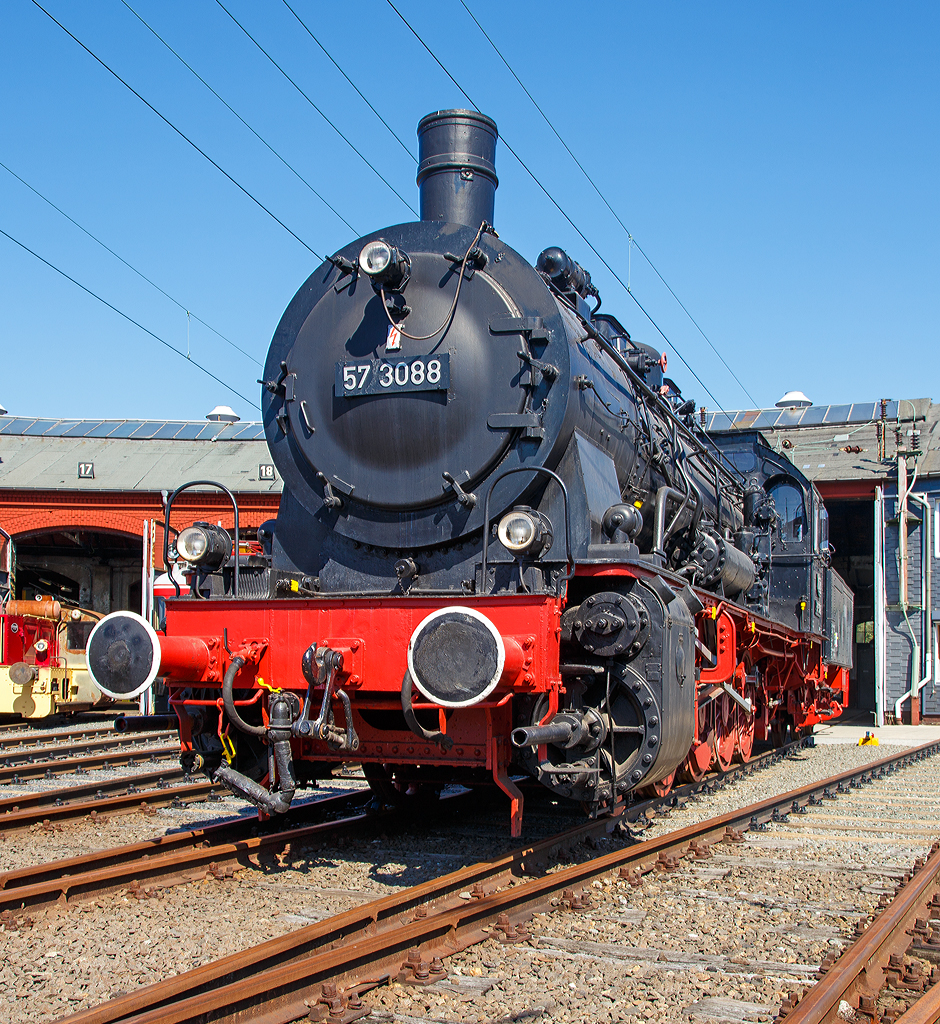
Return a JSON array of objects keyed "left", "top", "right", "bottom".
[
  {"left": 890, "top": 978, "right": 940, "bottom": 1024},
  {"left": 775, "top": 840, "right": 940, "bottom": 1023}
]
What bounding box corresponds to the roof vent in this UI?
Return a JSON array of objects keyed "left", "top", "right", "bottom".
[
  {"left": 206, "top": 405, "right": 239, "bottom": 422},
  {"left": 775, "top": 390, "right": 812, "bottom": 409}
]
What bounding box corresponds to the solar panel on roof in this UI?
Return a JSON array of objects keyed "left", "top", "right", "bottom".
[
  {"left": 132, "top": 423, "right": 167, "bottom": 439},
  {"left": 231, "top": 423, "right": 266, "bottom": 439},
  {"left": 0, "top": 418, "right": 38, "bottom": 434},
  {"left": 110, "top": 421, "right": 145, "bottom": 438},
  {"left": 24, "top": 419, "right": 57, "bottom": 434},
  {"left": 849, "top": 402, "right": 876, "bottom": 422},
  {"left": 707, "top": 413, "right": 735, "bottom": 431},
  {"left": 797, "top": 406, "right": 828, "bottom": 425},
  {"left": 84, "top": 421, "right": 117, "bottom": 436},
  {"left": 175, "top": 423, "right": 207, "bottom": 440},
  {"left": 823, "top": 404, "right": 852, "bottom": 423},
  {"left": 733, "top": 410, "right": 761, "bottom": 428},
  {"left": 0, "top": 416, "right": 267, "bottom": 439},
  {"left": 153, "top": 422, "right": 186, "bottom": 439},
  {"left": 773, "top": 408, "right": 804, "bottom": 426}
]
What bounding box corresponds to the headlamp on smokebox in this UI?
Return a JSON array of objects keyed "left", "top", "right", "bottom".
[
  {"left": 358, "top": 239, "right": 411, "bottom": 291},
  {"left": 175, "top": 522, "right": 232, "bottom": 569},
  {"left": 496, "top": 507, "right": 552, "bottom": 559}
]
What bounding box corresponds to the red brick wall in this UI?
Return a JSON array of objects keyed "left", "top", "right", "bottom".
[{"left": 0, "top": 490, "right": 281, "bottom": 548}]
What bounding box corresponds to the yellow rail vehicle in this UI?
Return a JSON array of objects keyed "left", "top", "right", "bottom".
[{"left": 0, "top": 597, "right": 106, "bottom": 718}]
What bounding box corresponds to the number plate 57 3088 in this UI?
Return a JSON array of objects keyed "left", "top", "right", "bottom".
[{"left": 335, "top": 354, "right": 450, "bottom": 398}]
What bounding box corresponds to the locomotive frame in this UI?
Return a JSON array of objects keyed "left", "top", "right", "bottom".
[{"left": 86, "top": 110, "right": 850, "bottom": 835}]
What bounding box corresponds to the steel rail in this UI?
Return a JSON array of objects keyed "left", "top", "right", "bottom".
[
  {"left": 0, "top": 714, "right": 127, "bottom": 737},
  {"left": 893, "top": 982, "right": 940, "bottom": 1024},
  {"left": 0, "top": 790, "right": 378, "bottom": 913},
  {"left": 779, "top": 839, "right": 940, "bottom": 1022},
  {"left": 0, "top": 723, "right": 140, "bottom": 749},
  {"left": 0, "top": 743, "right": 176, "bottom": 784},
  {"left": 0, "top": 731, "right": 174, "bottom": 761},
  {"left": 53, "top": 741, "right": 940, "bottom": 1024},
  {"left": 53, "top": 809, "right": 634, "bottom": 1024},
  {"left": 0, "top": 779, "right": 225, "bottom": 833},
  {"left": 0, "top": 767, "right": 188, "bottom": 814},
  {"left": 0, "top": 725, "right": 120, "bottom": 749}
]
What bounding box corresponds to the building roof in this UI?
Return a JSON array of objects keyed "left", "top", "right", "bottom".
[
  {"left": 701, "top": 398, "right": 924, "bottom": 433},
  {"left": 2, "top": 397, "right": 937, "bottom": 495},
  {"left": 0, "top": 417, "right": 280, "bottom": 493},
  {"left": 0, "top": 416, "right": 266, "bottom": 441},
  {"left": 705, "top": 398, "right": 940, "bottom": 486}
]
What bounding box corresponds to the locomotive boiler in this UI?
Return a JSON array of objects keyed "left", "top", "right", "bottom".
[{"left": 86, "top": 110, "right": 851, "bottom": 834}]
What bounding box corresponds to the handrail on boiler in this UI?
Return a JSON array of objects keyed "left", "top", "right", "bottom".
[
  {"left": 162, "top": 480, "right": 240, "bottom": 598},
  {"left": 480, "top": 466, "right": 573, "bottom": 595}
]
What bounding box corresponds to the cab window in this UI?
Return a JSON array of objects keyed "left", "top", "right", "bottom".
[{"left": 768, "top": 480, "right": 808, "bottom": 548}]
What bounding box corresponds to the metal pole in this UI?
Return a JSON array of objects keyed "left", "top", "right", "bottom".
[{"left": 874, "top": 485, "right": 886, "bottom": 727}]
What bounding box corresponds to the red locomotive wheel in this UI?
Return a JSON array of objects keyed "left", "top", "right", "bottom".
[
  {"left": 713, "top": 693, "right": 735, "bottom": 771},
  {"left": 678, "top": 739, "right": 712, "bottom": 782},
  {"left": 637, "top": 769, "right": 676, "bottom": 799},
  {"left": 734, "top": 683, "right": 758, "bottom": 763},
  {"left": 678, "top": 702, "right": 714, "bottom": 782}
]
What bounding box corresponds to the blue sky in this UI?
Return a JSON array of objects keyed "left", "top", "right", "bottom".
[{"left": 1, "top": 1, "right": 937, "bottom": 423}]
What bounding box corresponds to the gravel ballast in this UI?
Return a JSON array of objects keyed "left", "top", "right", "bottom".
[{"left": 0, "top": 739, "right": 937, "bottom": 1023}]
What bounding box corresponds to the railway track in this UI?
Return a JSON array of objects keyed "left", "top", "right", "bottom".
[
  {"left": 0, "top": 772, "right": 227, "bottom": 833},
  {"left": 0, "top": 742, "right": 177, "bottom": 784},
  {"left": 0, "top": 726, "right": 116, "bottom": 750},
  {"left": 0, "top": 730, "right": 174, "bottom": 762},
  {"left": 47, "top": 740, "right": 940, "bottom": 1024},
  {"left": 0, "top": 710, "right": 138, "bottom": 737},
  {"left": 0, "top": 789, "right": 389, "bottom": 914},
  {"left": 0, "top": 723, "right": 172, "bottom": 752},
  {"left": 0, "top": 766, "right": 189, "bottom": 814},
  {"left": 0, "top": 743, "right": 796, "bottom": 904}
]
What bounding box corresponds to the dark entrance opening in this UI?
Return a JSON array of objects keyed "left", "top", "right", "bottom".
[
  {"left": 825, "top": 499, "right": 875, "bottom": 714},
  {"left": 13, "top": 529, "right": 142, "bottom": 615}
]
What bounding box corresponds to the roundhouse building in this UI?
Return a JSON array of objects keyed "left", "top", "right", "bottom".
[
  {"left": 703, "top": 397, "right": 939, "bottom": 726},
  {"left": 0, "top": 415, "right": 280, "bottom": 614}
]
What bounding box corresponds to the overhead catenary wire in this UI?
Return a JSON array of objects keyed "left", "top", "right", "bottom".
[
  {"left": 279, "top": 0, "right": 417, "bottom": 165},
  {"left": 0, "top": 225, "right": 259, "bottom": 408},
  {"left": 118, "top": 0, "right": 360, "bottom": 238},
  {"left": 30, "top": 0, "right": 323, "bottom": 261},
  {"left": 213, "top": 0, "right": 419, "bottom": 219},
  {"left": 384, "top": 0, "right": 728, "bottom": 413},
  {"left": 456, "top": 0, "right": 759, "bottom": 410},
  {"left": 0, "top": 159, "right": 262, "bottom": 369}
]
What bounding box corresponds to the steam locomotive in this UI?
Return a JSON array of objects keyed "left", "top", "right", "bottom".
[{"left": 86, "top": 110, "right": 851, "bottom": 834}]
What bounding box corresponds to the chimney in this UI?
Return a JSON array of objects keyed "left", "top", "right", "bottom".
[{"left": 416, "top": 109, "right": 498, "bottom": 228}]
